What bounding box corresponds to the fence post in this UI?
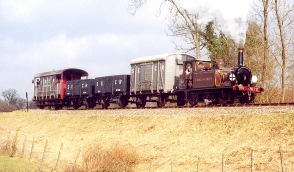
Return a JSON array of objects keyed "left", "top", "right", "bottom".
[
  {"left": 55, "top": 143, "right": 63, "bottom": 170},
  {"left": 251, "top": 148, "right": 254, "bottom": 172},
  {"left": 29, "top": 137, "right": 35, "bottom": 160},
  {"left": 21, "top": 135, "right": 27, "bottom": 158},
  {"left": 5, "top": 131, "right": 11, "bottom": 151},
  {"left": 41, "top": 140, "right": 48, "bottom": 166},
  {"left": 10, "top": 132, "right": 18, "bottom": 157},
  {"left": 279, "top": 146, "right": 284, "bottom": 172},
  {"left": 170, "top": 159, "right": 173, "bottom": 172},
  {"left": 39, "top": 139, "right": 48, "bottom": 171},
  {"left": 149, "top": 161, "right": 152, "bottom": 172},
  {"left": 222, "top": 154, "right": 225, "bottom": 172},
  {"left": 74, "top": 148, "right": 81, "bottom": 166},
  {"left": 26, "top": 92, "right": 29, "bottom": 112},
  {"left": 196, "top": 157, "right": 199, "bottom": 172}
]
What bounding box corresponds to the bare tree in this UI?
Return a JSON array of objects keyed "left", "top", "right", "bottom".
[
  {"left": 272, "top": 0, "right": 294, "bottom": 102},
  {"left": 251, "top": 0, "right": 271, "bottom": 87},
  {"left": 129, "top": 0, "right": 203, "bottom": 58},
  {"left": 2, "top": 89, "right": 19, "bottom": 106},
  {"left": 250, "top": 0, "right": 294, "bottom": 103},
  {"left": 16, "top": 98, "right": 27, "bottom": 109},
  {"left": 164, "top": 0, "right": 201, "bottom": 58},
  {"left": 245, "top": 20, "right": 275, "bottom": 103},
  {"left": 128, "top": 0, "right": 147, "bottom": 15},
  {"left": 262, "top": 0, "right": 270, "bottom": 87}
]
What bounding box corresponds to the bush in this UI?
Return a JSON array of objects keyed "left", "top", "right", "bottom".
[
  {"left": 65, "top": 143, "right": 140, "bottom": 172},
  {"left": 0, "top": 100, "right": 16, "bottom": 112}
]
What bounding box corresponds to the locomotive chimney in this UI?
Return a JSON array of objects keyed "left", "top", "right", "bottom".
[{"left": 237, "top": 43, "right": 244, "bottom": 67}]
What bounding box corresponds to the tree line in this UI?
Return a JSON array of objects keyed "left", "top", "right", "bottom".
[
  {"left": 0, "top": 89, "right": 35, "bottom": 112},
  {"left": 129, "top": 0, "right": 294, "bottom": 103}
]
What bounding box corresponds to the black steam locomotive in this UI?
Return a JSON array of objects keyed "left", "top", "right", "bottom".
[{"left": 32, "top": 48, "right": 263, "bottom": 109}]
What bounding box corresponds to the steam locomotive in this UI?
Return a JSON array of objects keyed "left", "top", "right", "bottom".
[{"left": 32, "top": 47, "right": 263, "bottom": 109}]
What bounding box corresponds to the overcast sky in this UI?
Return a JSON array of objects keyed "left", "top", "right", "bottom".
[{"left": 0, "top": 0, "right": 252, "bottom": 99}]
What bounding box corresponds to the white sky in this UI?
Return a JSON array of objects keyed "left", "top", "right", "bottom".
[{"left": 0, "top": 0, "right": 253, "bottom": 99}]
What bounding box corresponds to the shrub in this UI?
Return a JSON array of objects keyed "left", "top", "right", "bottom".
[
  {"left": 0, "top": 100, "right": 16, "bottom": 112},
  {"left": 65, "top": 143, "right": 139, "bottom": 172},
  {"left": 0, "top": 140, "right": 11, "bottom": 155}
]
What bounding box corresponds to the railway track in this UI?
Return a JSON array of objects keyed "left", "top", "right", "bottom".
[{"left": 61, "top": 102, "right": 294, "bottom": 111}]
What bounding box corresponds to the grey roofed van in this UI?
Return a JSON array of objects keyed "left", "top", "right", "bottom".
[{"left": 130, "top": 53, "right": 195, "bottom": 94}]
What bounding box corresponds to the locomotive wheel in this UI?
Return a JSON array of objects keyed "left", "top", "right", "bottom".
[
  {"left": 136, "top": 96, "right": 146, "bottom": 108},
  {"left": 239, "top": 94, "right": 255, "bottom": 104},
  {"left": 218, "top": 99, "right": 227, "bottom": 106},
  {"left": 157, "top": 95, "right": 166, "bottom": 108},
  {"left": 118, "top": 96, "right": 128, "bottom": 109},
  {"left": 188, "top": 94, "right": 198, "bottom": 107},
  {"left": 176, "top": 93, "right": 186, "bottom": 107}
]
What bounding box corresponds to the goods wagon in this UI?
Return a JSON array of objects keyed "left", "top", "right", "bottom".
[
  {"left": 130, "top": 53, "right": 195, "bottom": 107},
  {"left": 32, "top": 68, "right": 88, "bottom": 109}
]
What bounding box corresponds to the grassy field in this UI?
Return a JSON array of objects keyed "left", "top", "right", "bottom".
[{"left": 0, "top": 106, "right": 294, "bottom": 171}]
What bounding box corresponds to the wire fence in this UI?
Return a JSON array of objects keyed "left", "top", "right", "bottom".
[
  {"left": 1, "top": 131, "right": 294, "bottom": 172},
  {"left": 0, "top": 131, "right": 82, "bottom": 171}
]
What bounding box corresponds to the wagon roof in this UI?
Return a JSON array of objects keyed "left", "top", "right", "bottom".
[
  {"left": 130, "top": 53, "right": 195, "bottom": 64},
  {"left": 34, "top": 68, "right": 88, "bottom": 78}
]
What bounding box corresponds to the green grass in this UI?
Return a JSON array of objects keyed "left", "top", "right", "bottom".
[
  {"left": 0, "top": 155, "right": 51, "bottom": 172},
  {"left": 0, "top": 155, "right": 39, "bottom": 172}
]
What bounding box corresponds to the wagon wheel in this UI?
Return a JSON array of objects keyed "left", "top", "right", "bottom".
[
  {"left": 118, "top": 96, "right": 128, "bottom": 109},
  {"left": 157, "top": 95, "right": 166, "bottom": 108},
  {"left": 64, "top": 101, "right": 71, "bottom": 108},
  {"left": 85, "top": 99, "right": 96, "bottom": 109},
  {"left": 37, "top": 105, "right": 45, "bottom": 109},
  {"left": 54, "top": 105, "right": 63, "bottom": 110},
  {"left": 176, "top": 93, "right": 186, "bottom": 108},
  {"left": 136, "top": 96, "right": 146, "bottom": 108},
  {"left": 88, "top": 101, "right": 96, "bottom": 109},
  {"left": 73, "top": 101, "right": 80, "bottom": 110},
  {"left": 101, "top": 98, "right": 110, "bottom": 109}
]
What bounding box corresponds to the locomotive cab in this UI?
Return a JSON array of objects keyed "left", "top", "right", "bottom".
[{"left": 179, "top": 59, "right": 219, "bottom": 89}]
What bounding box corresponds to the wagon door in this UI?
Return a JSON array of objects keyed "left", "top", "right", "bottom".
[{"left": 139, "top": 63, "right": 153, "bottom": 91}]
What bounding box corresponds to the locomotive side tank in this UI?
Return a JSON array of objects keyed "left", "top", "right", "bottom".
[{"left": 130, "top": 53, "right": 195, "bottom": 107}]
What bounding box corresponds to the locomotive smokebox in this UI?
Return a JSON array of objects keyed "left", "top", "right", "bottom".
[{"left": 238, "top": 47, "right": 244, "bottom": 67}]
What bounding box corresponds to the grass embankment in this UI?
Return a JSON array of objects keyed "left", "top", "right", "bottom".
[{"left": 0, "top": 107, "right": 294, "bottom": 171}]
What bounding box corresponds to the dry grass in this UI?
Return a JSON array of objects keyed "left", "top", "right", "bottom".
[
  {"left": 65, "top": 143, "right": 139, "bottom": 172},
  {"left": 0, "top": 107, "right": 294, "bottom": 171},
  {"left": 0, "top": 132, "right": 18, "bottom": 158}
]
